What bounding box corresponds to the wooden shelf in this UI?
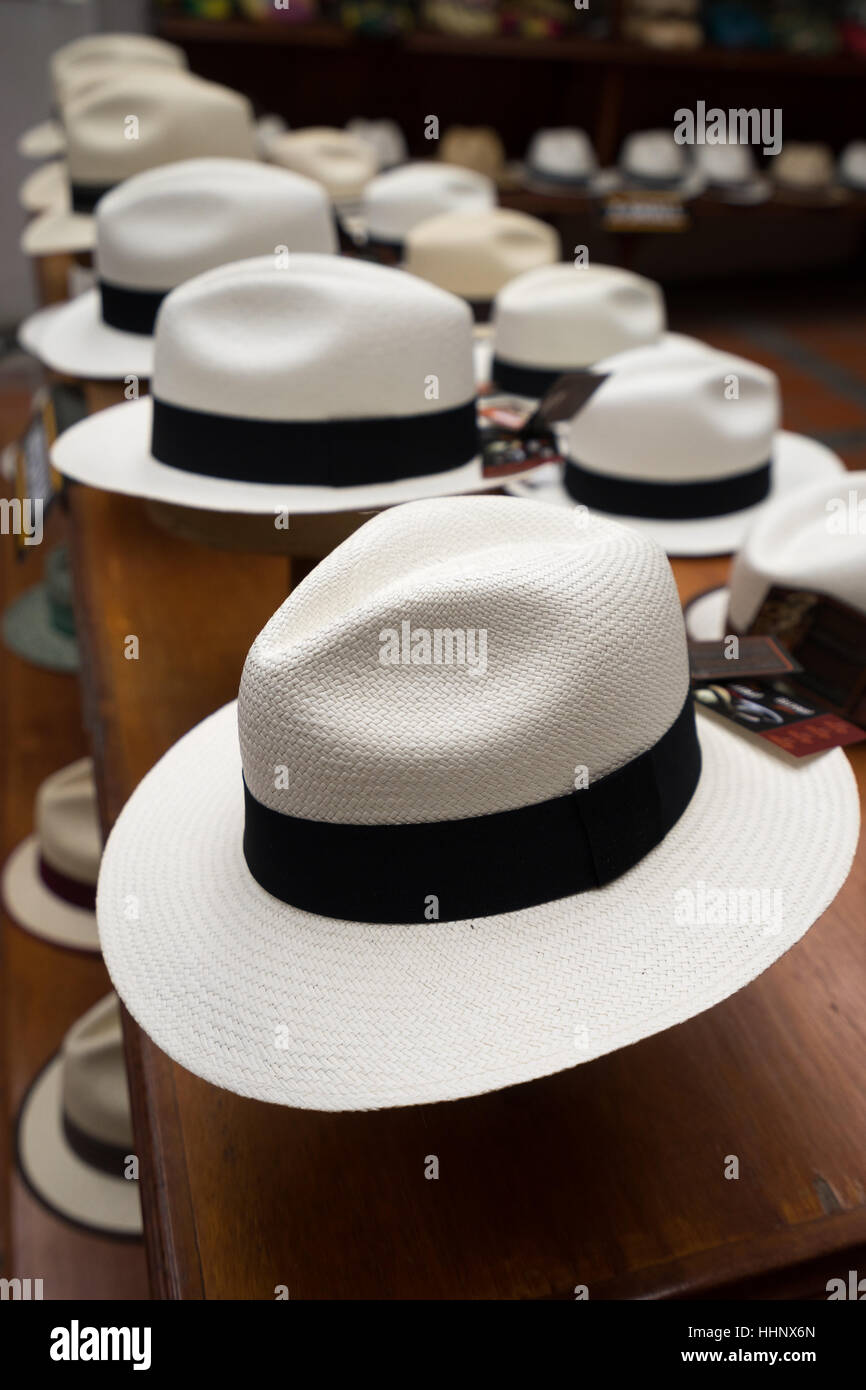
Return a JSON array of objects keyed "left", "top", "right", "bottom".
[{"left": 157, "top": 16, "right": 866, "bottom": 76}]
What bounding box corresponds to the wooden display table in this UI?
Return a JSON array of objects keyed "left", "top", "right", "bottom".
[{"left": 68, "top": 484, "right": 866, "bottom": 1300}]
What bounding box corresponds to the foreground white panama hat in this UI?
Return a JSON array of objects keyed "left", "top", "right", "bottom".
[
  {"left": 524, "top": 127, "right": 599, "bottom": 188},
  {"left": 18, "top": 33, "right": 187, "bottom": 160},
  {"left": 685, "top": 472, "right": 866, "bottom": 643},
  {"left": 2, "top": 758, "right": 101, "bottom": 952},
  {"left": 22, "top": 70, "right": 257, "bottom": 258},
  {"left": 52, "top": 254, "right": 516, "bottom": 514},
  {"left": 597, "top": 128, "right": 706, "bottom": 197},
  {"left": 404, "top": 208, "right": 559, "bottom": 308},
  {"left": 346, "top": 118, "right": 408, "bottom": 170},
  {"left": 19, "top": 159, "right": 337, "bottom": 381},
  {"left": 486, "top": 262, "right": 666, "bottom": 396},
  {"left": 269, "top": 127, "right": 377, "bottom": 204},
  {"left": 507, "top": 349, "right": 845, "bottom": 555},
  {"left": 95, "top": 495, "right": 859, "bottom": 1110},
  {"left": 17, "top": 994, "right": 141, "bottom": 1236},
  {"left": 359, "top": 162, "right": 496, "bottom": 249},
  {"left": 694, "top": 141, "right": 770, "bottom": 204},
  {"left": 839, "top": 141, "right": 866, "bottom": 192}
]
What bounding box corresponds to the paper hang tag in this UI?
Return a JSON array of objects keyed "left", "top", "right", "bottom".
[
  {"left": 478, "top": 372, "right": 607, "bottom": 479},
  {"left": 688, "top": 635, "right": 803, "bottom": 683},
  {"left": 746, "top": 585, "right": 866, "bottom": 728},
  {"left": 602, "top": 190, "right": 689, "bottom": 234},
  {"left": 693, "top": 678, "right": 865, "bottom": 757}
]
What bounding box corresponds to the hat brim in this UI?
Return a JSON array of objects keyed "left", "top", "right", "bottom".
[
  {"left": 95, "top": 699, "right": 859, "bottom": 1111},
  {"left": 504, "top": 431, "right": 846, "bottom": 557},
  {"left": 2, "top": 835, "right": 100, "bottom": 953},
  {"left": 19, "top": 291, "right": 155, "bottom": 381},
  {"left": 19, "top": 159, "right": 68, "bottom": 214},
  {"left": 51, "top": 395, "right": 538, "bottom": 515},
  {"left": 701, "top": 175, "right": 772, "bottom": 206},
  {"left": 592, "top": 167, "right": 708, "bottom": 200},
  {"left": 21, "top": 206, "right": 95, "bottom": 258},
  {"left": 2, "top": 583, "right": 80, "bottom": 672},
  {"left": 18, "top": 119, "right": 67, "bottom": 161},
  {"left": 684, "top": 585, "right": 731, "bottom": 641},
  {"left": 16, "top": 1050, "right": 141, "bottom": 1238}
]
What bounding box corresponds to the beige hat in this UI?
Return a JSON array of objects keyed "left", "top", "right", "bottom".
[
  {"left": 404, "top": 208, "right": 559, "bottom": 308},
  {"left": 2, "top": 758, "right": 101, "bottom": 952},
  {"left": 439, "top": 126, "right": 506, "bottom": 181},
  {"left": 771, "top": 142, "right": 837, "bottom": 193},
  {"left": 22, "top": 70, "right": 258, "bottom": 258},
  {"left": 346, "top": 118, "right": 408, "bottom": 170},
  {"left": 17, "top": 994, "right": 141, "bottom": 1237},
  {"left": 269, "top": 127, "right": 377, "bottom": 204}
]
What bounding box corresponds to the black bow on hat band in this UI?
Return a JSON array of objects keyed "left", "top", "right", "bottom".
[
  {"left": 100, "top": 280, "right": 167, "bottom": 336},
  {"left": 242, "top": 691, "right": 701, "bottom": 924},
  {"left": 151, "top": 396, "right": 479, "bottom": 487},
  {"left": 564, "top": 457, "right": 771, "bottom": 521}
]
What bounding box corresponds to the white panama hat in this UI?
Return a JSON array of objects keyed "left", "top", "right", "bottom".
[
  {"left": 17, "top": 993, "right": 141, "bottom": 1237},
  {"left": 404, "top": 207, "right": 559, "bottom": 310},
  {"left": 359, "top": 162, "right": 496, "bottom": 250},
  {"left": 685, "top": 472, "right": 866, "bottom": 648},
  {"left": 485, "top": 262, "right": 666, "bottom": 397},
  {"left": 838, "top": 141, "right": 866, "bottom": 192},
  {"left": 346, "top": 117, "right": 408, "bottom": 170},
  {"left": 2, "top": 758, "right": 101, "bottom": 952},
  {"left": 95, "top": 495, "right": 858, "bottom": 1111},
  {"left": 693, "top": 141, "right": 771, "bottom": 204},
  {"left": 19, "top": 158, "right": 337, "bottom": 382},
  {"left": 506, "top": 349, "right": 846, "bottom": 555},
  {"left": 268, "top": 127, "right": 377, "bottom": 205},
  {"left": 770, "top": 142, "right": 837, "bottom": 194},
  {"left": 52, "top": 254, "right": 520, "bottom": 515},
  {"left": 21, "top": 70, "right": 257, "bottom": 258},
  {"left": 18, "top": 33, "right": 187, "bottom": 161},
  {"left": 524, "top": 127, "right": 600, "bottom": 189},
  {"left": 596, "top": 128, "right": 706, "bottom": 198}
]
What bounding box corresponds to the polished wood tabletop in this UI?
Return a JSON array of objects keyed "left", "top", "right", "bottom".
[{"left": 64, "top": 482, "right": 866, "bottom": 1301}]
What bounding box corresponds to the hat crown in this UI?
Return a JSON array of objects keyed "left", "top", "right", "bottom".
[
  {"left": 362, "top": 162, "right": 496, "bottom": 239},
  {"left": 528, "top": 127, "right": 597, "bottom": 175},
  {"left": 96, "top": 158, "right": 336, "bottom": 291},
  {"left": 773, "top": 142, "right": 834, "bottom": 183},
  {"left": 35, "top": 757, "right": 101, "bottom": 885},
  {"left": 64, "top": 71, "right": 256, "bottom": 183},
  {"left": 493, "top": 263, "right": 665, "bottom": 368},
  {"left": 61, "top": 994, "right": 132, "bottom": 1150},
  {"left": 51, "top": 32, "right": 185, "bottom": 87},
  {"left": 569, "top": 352, "right": 778, "bottom": 481},
  {"left": 238, "top": 496, "right": 689, "bottom": 826},
  {"left": 346, "top": 118, "right": 407, "bottom": 168},
  {"left": 729, "top": 473, "right": 866, "bottom": 630},
  {"left": 696, "top": 141, "right": 757, "bottom": 180},
  {"left": 406, "top": 208, "right": 558, "bottom": 297},
  {"left": 621, "top": 129, "right": 687, "bottom": 178},
  {"left": 270, "top": 128, "right": 377, "bottom": 200},
  {"left": 153, "top": 255, "right": 475, "bottom": 422}
]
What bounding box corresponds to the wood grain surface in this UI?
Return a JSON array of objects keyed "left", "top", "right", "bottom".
[{"left": 63, "top": 484, "right": 866, "bottom": 1301}]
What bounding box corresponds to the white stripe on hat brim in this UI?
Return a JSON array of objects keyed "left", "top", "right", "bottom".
[
  {"left": 505, "top": 432, "right": 846, "bottom": 557},
  {"left": 18, "top": 119, "right": 67, "bottom": 161},
  {"left": 95, "top": 698, "right": 858, "bottom": 1111},
  {"left": 21, "top": 207, "right": 95, "bottom": 258},
  {"left": 684, "top": 585, "right": 731, "bottom": 642},
  {"left": 17, "top": 1051, "right": 141, "bottom": 1238},
  {"left": 2, "top": 835, "right": 100, "bottom": 953},
  {"left": 19, "top": 292, "right": 155, "bottom": 381},
  {"left": 51, "top": 395, "right": 536, "bottom": 514}
]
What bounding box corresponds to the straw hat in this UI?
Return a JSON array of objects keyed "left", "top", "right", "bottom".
[
  {"left": 268, "top": 128, "right": 377, "bottom": 204},
  {"left": 358, "top": 162, "right": 496, "bottom": 252},
  {"left": 404, "top": 207, "right": 559, "bottom": 310},
  {"left": 94, "top": 495, "right": 859, "bottom": 1109}
]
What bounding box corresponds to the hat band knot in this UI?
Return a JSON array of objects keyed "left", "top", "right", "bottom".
[
  {"left": 565, "top": 456, "right": 771, "bottom": 521},
  {"left": 241, "top": 691, "right": 701, "bottom": 924},
  {"left": 151, "top": 396, "right": 480, "bottom": 488},
  {"left": 100, "top": 280, "right": 166, "bottom": 336}
]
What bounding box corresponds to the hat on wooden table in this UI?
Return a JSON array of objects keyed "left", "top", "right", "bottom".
[
  {"left": 20, "top": 158, "right": 337, "bottom": 381},
  {"left": 506, "top": 348, "right": 845, "bottom": 555},
  {"left": 93, "top": 495, "right": 858, "bottom": 1109},
  {"left": 52, "top": 255, "right": 531, "bottom": 514},
  {"left": 404, "top": 207, "right": 559, "bottom": 314},
  {"left": 17, "top": 993, "right": 141, "bottom": 1236},
  {"left": 2, "top": 758, "right": 101, "bottom": 952},
  {"left": 358, "top": 162, "right": 496, "bottom": 255},
  {"left": 268, "top": 127, "right": 377, "bottom": 206},
  {"left": 21, "top": 70, "right": 257, "bottom": 258}
]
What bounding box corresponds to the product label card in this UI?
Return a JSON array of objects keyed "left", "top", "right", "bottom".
[
  {"left": 602, "top": 191, "right": 689, "bottom": 233},
  {"left": 688, "top": 635, "right": 803, "bottom": 682},
  {"left": 747, "top": 585, "right": 866, "bottom": 727},
  {"left": 693, "top": 678, "right": 866, "bottom": 756}
]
